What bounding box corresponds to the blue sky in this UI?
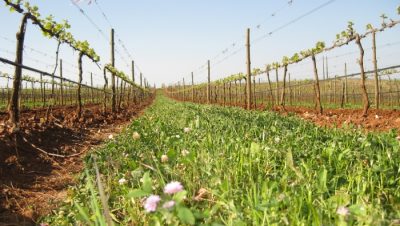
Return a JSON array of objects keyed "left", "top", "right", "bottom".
[{"left": 0, "top": 0, "right": 399, "bottom": 87}]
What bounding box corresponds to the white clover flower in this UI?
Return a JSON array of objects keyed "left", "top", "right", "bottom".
[
  {"left": 175, "top": 135, "right": 180, "bottom": 139},
  {"left": 132, "top": 132, "right": 141, "bottom": 140},
  {"left": 118, "top": 178, "right": 127, "bottom": 185},
  {"left": 181, "top": 149, "right": 190, "bottom": 157},
  {"left": 336, "top": 206, "right": 349, "bottom": 216},
  {"left": 274, "top": 137, "right": 280, "bottom": 143},
  {"left": 184, "top": 127, "right": 191, "bottom": 133},
  {"left": 161, "top": 154, "right": 169, "bottom": 163},
  {"left": 108, "top": 134, "right": 114, "bottom": 139},
  {"left": 278, "top": 193, "right": 285, "bottom": 201}
]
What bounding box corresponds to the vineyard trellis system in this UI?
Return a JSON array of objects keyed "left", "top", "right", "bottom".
[
  {"left": 167, "top": 64, "right": 400, "bottom": 110},
  {"left": 166, "top": 7, "right": 400, "bottom": 115},
  {"left": 0, "top": 57, "right": 153, "bottom": 111},
  {"left": 0, "top": 0, "right": 155, "bottom": 150}
]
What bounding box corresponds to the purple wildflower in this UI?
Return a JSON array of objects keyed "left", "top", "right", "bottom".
[
  {"left": 162, "top": 200, "right": 175, "bottom": 209},
  {"left": 144, "top": 195, "right": 161, "bottom": 212},
  {"left": 164, "top": 181, "right": 184, "bottom": 194}
]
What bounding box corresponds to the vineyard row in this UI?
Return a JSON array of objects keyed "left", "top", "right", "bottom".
[{"left": 167, "top": 6, "right": 400, "bottom": 115}]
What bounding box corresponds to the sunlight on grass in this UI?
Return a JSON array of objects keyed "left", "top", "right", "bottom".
[{"left": 44, "top": 94, "right": 400, "bottom": 225}]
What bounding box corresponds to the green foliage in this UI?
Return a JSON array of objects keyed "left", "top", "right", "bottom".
[
  {"left": 300, "top": 49, "right": 312, "bottom": 58},
  {"left": 0, "top": 71, "right": 75, "bottom": 87},
  {"left": 281, "top": 56, "right": 289, "bottom": 66},
  {"left": 177, "top": 207, "right": 195, "bottom": 225},
  {"left": 272, "top": 62, "right": 280, "bottom": 69},
  {"left": 347, "top": 21, "right": 355, "bottom": 36},
  {"left": 295, "top": 41, "right": 325, "bottom": 62},
  {"left": 252, "top": 68, "right": 261, "bottom": 76},
  {"left": 334, "top": 21, "right": 357, "bottom": 45},
  {"left": 312, "top": 41, "right": 325, "bottom": 54},
  {"left": 380, "top": 69, "right": 398, "bottom": 75},
  {"left": 290, "top": 53, "right": 300, "bottom": 63},
  {"left": 4, "top": 0, "right": 100, "bottom": 62},
  {"left": 104, "top": 64, "right": 146, "bottom": 92},
  {"left": 366, "top": 23, "right": 374, "bottom": 31}
]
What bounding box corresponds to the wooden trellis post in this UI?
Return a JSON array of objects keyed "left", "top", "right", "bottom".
[
  {"left": 191, "top": 72, "right": 194, "bottom": 102},
  {"left": 344, "top": 63, "right": 348, "bottom": 104},
  {"left": 246, "top": 28, "right": 252, "bottom": 110},
  {"left": 280, "top": 65, "right": 288, "bottom": 108},
  {"left": 223, "top": 82, "right": 226, "bottom": 106},
  {"left": 110, "top": 28, "right": 116, "bottom": 112},
  {"left": 234, "top": 80, "right": 238, "bottom": 106},
  {"left": 60, "top": 59, "right": 64, "bottom": 105},
  {"left": 183, "top": 77, "right": 185, "bottom": 101},
  {"left": 40, "top": 73, "right": 45, "bottom": 107},
  {"left": 207, "top": 60, "right": 211, "bottom": 104},
  {"left": 275, "top": 67, "right": 279, "bottom": 106}
]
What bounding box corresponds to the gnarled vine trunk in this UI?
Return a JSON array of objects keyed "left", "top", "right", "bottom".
[
  {"left": 266, "top": 69, "right": 274, "bottom": 107},
  {"left": 275, "top": 68, "right": 279, "bottom": 106},
  {"left": 45, "top": 41, "right": 61, "bottom": 122},
  {"left": 103, "top": 67, "right": 108, "bottom": 113},
  {"left": 355, "top": 34, "right": 370, "bottom": 117},
  {"left": 372, "top": 31, "right": 379, "bottom": 110},
  {"left": 311, "top": 54, "right": 323, "bottom": 114},
  {"left": 77, "top": 52, "right": 84, "bottom": 119},
  {"left": 280, "top": 65, "right": 288, "bottom": 109},
  {"left": 8, "top": 13, "right": 29, "bottom": 138}
]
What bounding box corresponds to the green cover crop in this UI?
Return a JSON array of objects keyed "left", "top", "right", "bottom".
[{"left": 45, "top": 94, "right": 400, "bottom": 225}]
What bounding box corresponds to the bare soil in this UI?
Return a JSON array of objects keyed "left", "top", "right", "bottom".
[
  {"left": 0, "top": 97, "right": 154, "bottom": 226},
  {"left": 272, "top": 106, "right": 400, "bottom": 133}
]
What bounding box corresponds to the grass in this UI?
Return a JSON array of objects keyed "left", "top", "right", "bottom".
[{"left": 44, "top": 93, "right": 400, "bottom": 225}]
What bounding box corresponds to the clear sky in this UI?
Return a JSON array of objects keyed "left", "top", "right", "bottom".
[{"left": 0, "top": 0, "right": 399, "bottom": 87}]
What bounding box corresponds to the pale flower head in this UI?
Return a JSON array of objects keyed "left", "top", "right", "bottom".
[
  {"left": 164, "top": 181, "right": 184, "bottom": 194},
  {"left": 118, "top": 178, "right": 127, "bottom": 185},
  {"left": 108, "top": 134, "right": 114, "bottom": 139},
  {"left": 181, "top": 149, "right": 190, "bottom": 156},
  {"left": 336, "top": 206, "right": 349, "bottom": 216},
  {"left": 132, "top": 132, "right": 141, "bottom": 140},
  {"left": 162, "top": 200, "right": 175, "bottom": 209},
  {"left": 161, "top": 154, "right": 169, "bottom": 163},
  {"left": 144, "top": 195, "right": 161, "bottom": 212},
  {"left": 184, "top": 127, "right": 191, "bottom": 133},
  {"left": 274, "top": 137, "right": 280, "bottom": 143},
  {"left": 277, "top": 193, "right": 286, "bottom": 201},
  {"left": 175, "top": 135, "right": 181, "bottom": 139}
]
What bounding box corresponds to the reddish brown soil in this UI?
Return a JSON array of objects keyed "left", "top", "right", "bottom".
[
  {"left": 0, "top": 97, "right": 154, "bottom": 226},
  {"left": 169, "top": 94, "right": 400, "bottom": 132},
  {"left": 272, "top": 106, "right": 400, "bottom": 132}
]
